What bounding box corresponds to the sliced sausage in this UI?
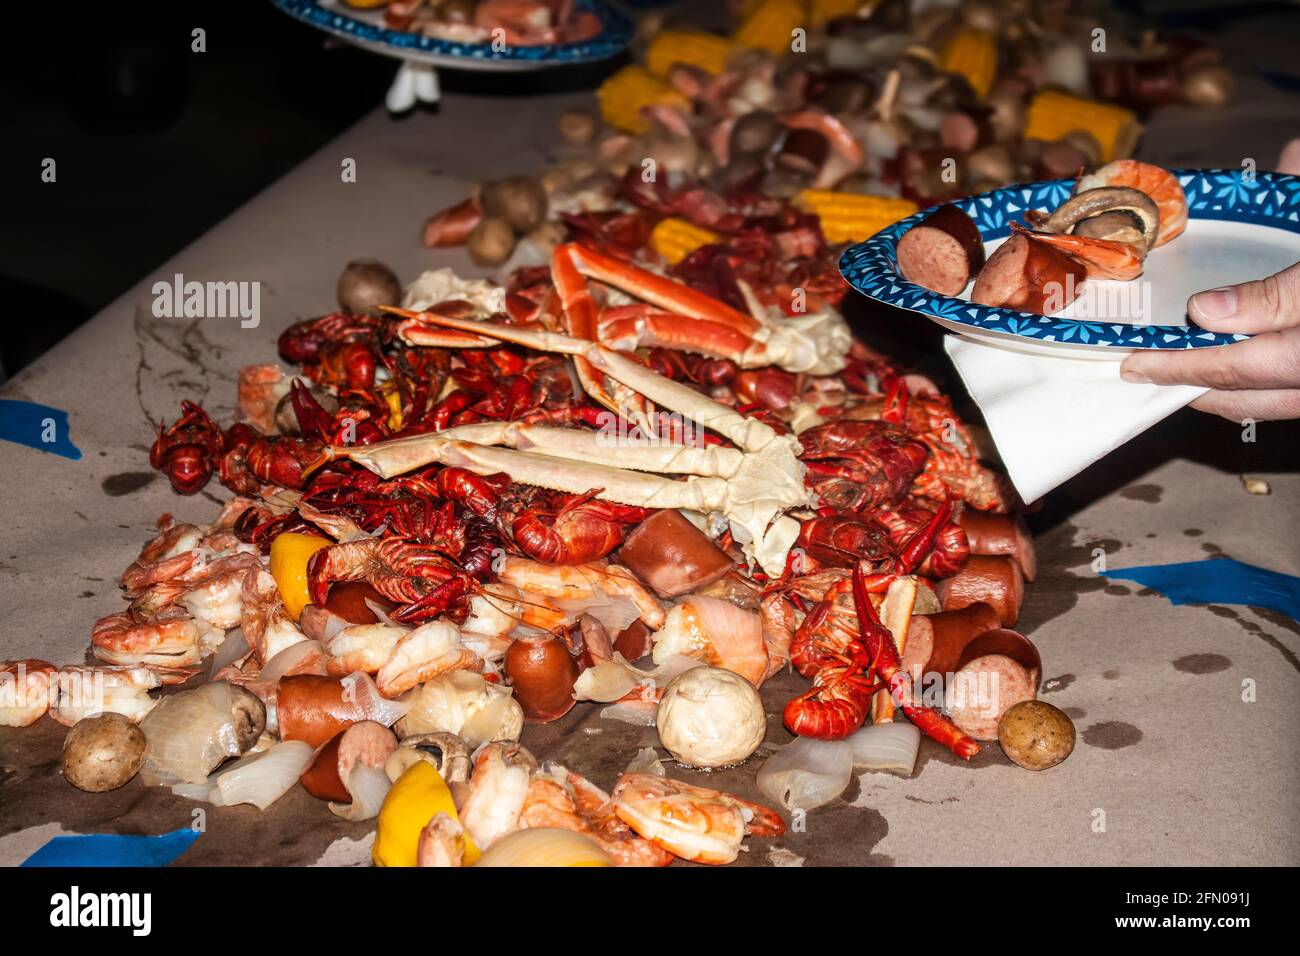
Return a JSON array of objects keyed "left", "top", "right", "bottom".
[
  {"left": 934, "top": 555, "right": 1024, "bottom": 627},
  {"left": 277, "top": 674, "right": 370, "bottom": 748},
  {"left": 956, "top": 510, "right": 1038, "bottom": 582},
  {"left": 945, "top": 653, "right": 1036, "bottom": 741},
  {"left": 900, "top": 602, "right": 1002, "bottom": 680},
  {"left": 617, "top": 509, "right": 733, "bottom": 599},
  {"left": 947, "top": 628, "right": 1041, "bottom": 739},
  {"left": 614, "top": 619, "right": 654, "bottom": 663},
  {"left": 896, "top": 204, "right": 986, "bottom": 296},
  {"left": 300, "top": 720, "right": 398, "bottom": 802},
  {"left": 971, "top": 229, "right": 1088, "bottom": 315}
]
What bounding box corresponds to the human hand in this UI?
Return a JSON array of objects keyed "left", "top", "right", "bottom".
[{"left": 1118, "top": 140, "right": 1300, "bottom": 421}]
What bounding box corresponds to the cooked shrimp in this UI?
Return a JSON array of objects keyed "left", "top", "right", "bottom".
[
  {"left": 48, "top": 664, "right": 178, "bottom": 726},
  {"left": 325, "top": 624, "right": 406, "bottom": 676},
  {"left": 1076, "top": 160, "right": 1188, "bottom": 247},
  {"left": 460, "top": 583, "right": 527, "bottom": 662},
  {"left": 0, "top": 660, "right": 57, "bottom": 727},
  {"left": 240, "top": 568, "right": 308, "bottom": 664},
  {"left": 375, "top": 620, "right": 478, "bottom": 697},
  {"left": 1012, "top": 222, "right": 1146, "bottom": 280},
  {"left": 417, "top": 813, "right": 468, "bottom": 867},
  {"left": 458, "top": 742, "right": 535, "bottom": 850},
  {"left": 611, "top": 773, "right": 786, "bottom": 865},
  {"left": 91, "top": 610, "right": 203, "bottom": 668},
  {"left": 650, "top": 595, "right": 768, "bottom": 687},
  {"left": 497, "top": 557, "right": 665, "bottom": 629},
  {"left": 522, "top": 765, "right": 674, "bottom": 867}
]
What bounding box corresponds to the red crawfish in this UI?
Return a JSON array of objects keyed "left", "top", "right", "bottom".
[{"left": 149, "top": 401, "right": 225, "bottom": 494}]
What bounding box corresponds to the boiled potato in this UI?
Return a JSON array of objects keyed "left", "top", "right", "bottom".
[
  {"left": 997, "top": 700, "right": 1075, "bottom": 771},
  {"left": 337, "top": 258, "right": 401, "bottom": 317},
  {"left": 62, "top": 713, "right": 147, "bottom": 792}
]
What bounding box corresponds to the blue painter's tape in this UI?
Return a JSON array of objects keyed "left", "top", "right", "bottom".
[
  {"left": 1102, "top": 558, "right": 1300, "bottom": 623},
  {"left": 21, "top": 828, "right": 201, "bottom": 868},
  {"left": 0, "top": 399, "right": 82, "bottom": 460}
]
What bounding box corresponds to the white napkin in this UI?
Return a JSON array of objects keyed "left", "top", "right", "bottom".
[{"left": 943, "top": 334, "right": 1207, "bottom": 503}]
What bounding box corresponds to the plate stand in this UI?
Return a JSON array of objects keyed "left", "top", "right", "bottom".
[{"left": 385, "top": 60, "right": 441, "bottom": 113}]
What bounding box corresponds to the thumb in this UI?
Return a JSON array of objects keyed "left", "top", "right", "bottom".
[
  {"left": 1186, "top": 260, "right": 1300, "bottom": 334},
  {"left": 1278, "top": 138, "right": 1300, "bottom": 176}
]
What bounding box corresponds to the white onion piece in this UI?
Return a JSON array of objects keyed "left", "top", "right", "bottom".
[
  {"left": 475, "top": 828, "right": 612, "bottom": 867},
  {"left": 343, "top": 671, "right": 412, "bottom": 727},
  {"left": 573, "top": 659, "right": 643, "bottom": 703},
  {"left": 260, "top": 640, "right": 326, "bottom": 685},
  {"left": 625, "top": 747, "right": 665, "bottom": 777},
  {"left": 847, "top": 722, "right": 920, "bottom": 776},
  {"left": 170, "top": 781, "right": 216, "bottom": 803},
  {"left": 757, "top": 737, "right": 854, "bottom": 813},
  {"left": 209, "top": 628, "right": 250, "bottom": 676},
  {"left": 329, "top": 764, "right": 391, "bottom": 821},
  {"left": 574, "top": 653, "right": 701, "bottom": 703},
  {"left": 600, "top": 700, "right": 657, "bottom": 726},
  {"left": 138, "top": 682, "right": 262, "bottom": 786},
  {"left": 459, "top": 692, "right": 523, "bottom": 748},
  {"left": 215, "top": 740, "right": 312, "bottom": 810},
  {"left": 363, "top": 598, "right": 404, "bottom": 629},
  {"left": 553, "top": 593, "right": 640, "bottom": 635}
]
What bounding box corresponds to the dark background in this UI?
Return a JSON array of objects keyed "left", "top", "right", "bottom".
[{"left": 0, "top": 0, "right": 626, "bottom": 381}]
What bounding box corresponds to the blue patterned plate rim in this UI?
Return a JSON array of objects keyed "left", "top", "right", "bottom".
[
  {"left": 839, "top": 169, "right": 1300, "bottom": 351},
  {"left": 270, "top": 0, "right": 632, "bottom": 65}
]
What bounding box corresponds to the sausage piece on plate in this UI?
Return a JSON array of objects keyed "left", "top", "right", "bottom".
[
  {"left": 971, "top": 230, "right": 1087, "bottom": 315},
  {"left": 896, "top": 204, "right": 986, "bottom": 296}
]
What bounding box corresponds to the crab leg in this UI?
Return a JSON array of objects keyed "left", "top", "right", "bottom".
[
  {"left": 432, "top": 421, "right": 747, "bottom": 477},
  {"left": 347, "top": 436, "right": 729, "bottom": 510},
  {"left": 561, "top": 243, "right": 851, "bottom": 376},
  {"left": 380, "top": 309, "right": 782, "bottom": 453},
  {"left": 550, "top": 244, "right": 653, "bottom": 427},
  {"left": 558, "top": 243, "right": 759, "bottom": 334}
]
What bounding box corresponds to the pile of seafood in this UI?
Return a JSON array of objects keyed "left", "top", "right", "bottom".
[
  {"left": 370, "top": 0, "right": 604, "bottom": 46},
  {"left": 0, "top": 0, "right": 1215, "bottom": 867},
  {"left": 422, "top": 0, "right": 1227, "bottom": 271}
]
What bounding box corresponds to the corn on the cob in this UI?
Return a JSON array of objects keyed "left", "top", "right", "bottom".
[
  {"left": 596, "top": 66, "right": 690, "bottom": 135},
  {"left": 734, "top": 0, "right": 807, "bottom": 57},
  {"left": 646, "top": 30, "right": 735, "bottom": 77},
  {"left": 651, "top": 217, "right": 720, "bottom": 265},
  {"left": 1024, "top": 90, "right": 1141, "bottom": 163},
  {"left": 939, "top": 29, "right": 998, "bottom": 99},
  {"left": 796, "top": 190, "right": 919, "bottom": 245},
  {"left": 809, "top": 0, "right": 865, "bottom": 27}
]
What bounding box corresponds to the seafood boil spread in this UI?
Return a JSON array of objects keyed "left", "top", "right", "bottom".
[
  {"left": 375, "top": 0, "right": 605, "bottom": 46},
  {"left": 0, "top": 1, "right": 1242, "bottom": 867}
]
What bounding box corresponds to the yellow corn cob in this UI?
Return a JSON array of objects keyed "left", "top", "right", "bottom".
[
  {"left": 734, "top": 0, "right": 807, "bottom": 57},
  {"left": 796, "top": 190, "right": 919, "bottom": 245},
  {"left": 1024, "top": 90, "right": 1141, "bottom": 163},
  {"left": 646, "top": 30, "right": 735, "bottom": 77},
  {"left": 809, "top": 0, "right": 865, "bottom": 27},
  {"left": 596, "top": 66, "right": 690, "bottom": 135},
  {"left": 651, "top": 217, "right": 720, "bottom": 266},
  {"left": 939, "top": 29, "right": 998, "bottom": 99}
]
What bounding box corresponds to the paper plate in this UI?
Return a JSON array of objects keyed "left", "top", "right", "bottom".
[
  {"left": 271, "top": 0, "right": 633, "bottom": 71},
  {"left": 840, "top": 169, "right": 1300, "bottom": 360}
]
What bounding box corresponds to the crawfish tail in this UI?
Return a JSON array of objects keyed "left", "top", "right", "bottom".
[{"left": 900, "top": 702, "right": 981, "bottom": 760}]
